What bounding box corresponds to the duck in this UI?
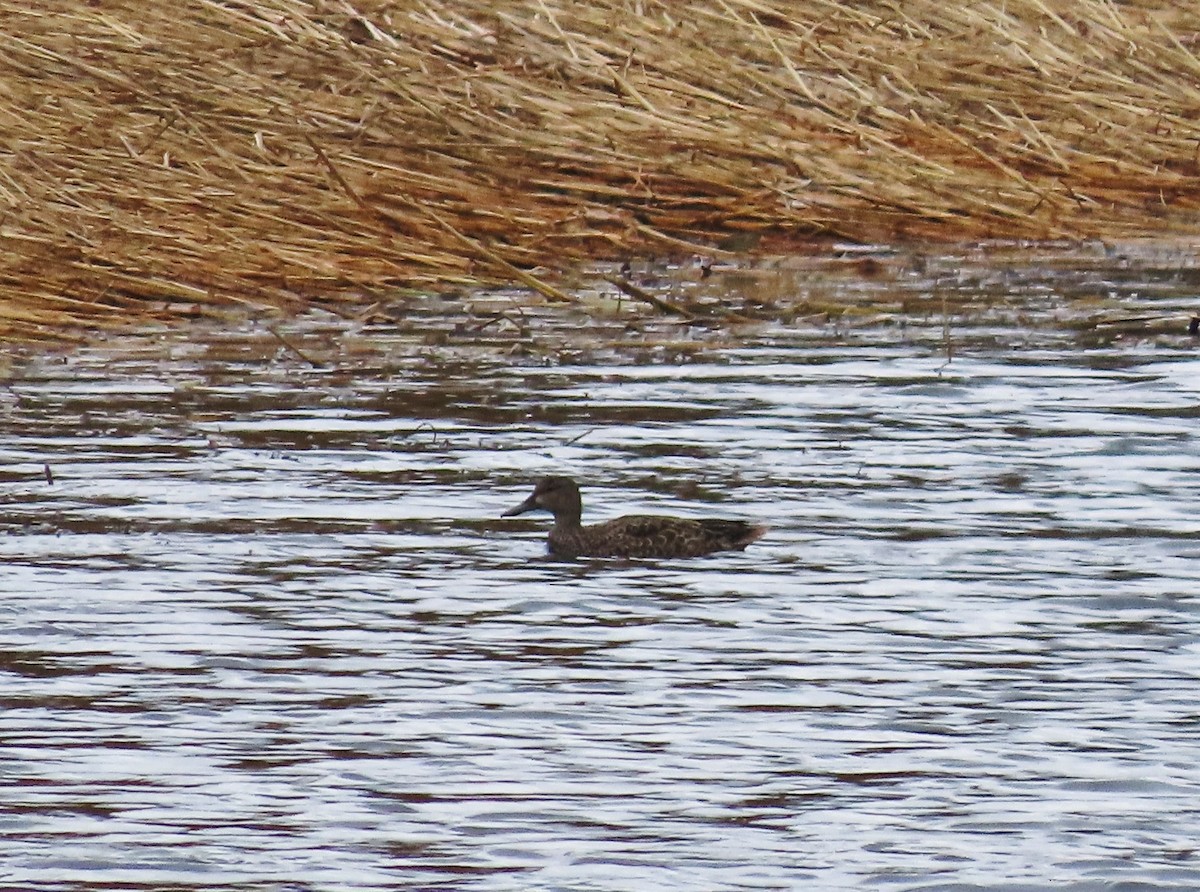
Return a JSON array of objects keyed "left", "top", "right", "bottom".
[{"left": 503, "top": 475, "right": 767, "bottom": 559}]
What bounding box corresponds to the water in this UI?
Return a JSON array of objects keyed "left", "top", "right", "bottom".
[{"left": 3, "top": 247, "right": 1200, "bottom": 890}]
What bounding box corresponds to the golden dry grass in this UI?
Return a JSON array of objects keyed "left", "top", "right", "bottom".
[{"left": 2, "top": 0, "right": 1200, "bottom": 341}]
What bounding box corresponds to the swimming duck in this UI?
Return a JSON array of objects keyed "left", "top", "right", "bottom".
[{"left": 503, "top": 476, "right": 767, "bottom": 559}]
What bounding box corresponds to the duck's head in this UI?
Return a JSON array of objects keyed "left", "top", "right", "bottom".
[{"left": 503, "top": 476, "right": 582, "bottom": 521}]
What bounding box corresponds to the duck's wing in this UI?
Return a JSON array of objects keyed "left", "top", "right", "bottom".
[{"left": 583, "top": 515, "right": 766, "bottom": 558}]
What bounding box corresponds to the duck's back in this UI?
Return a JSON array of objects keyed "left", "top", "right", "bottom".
[{"left": 549, "top": 514, "right": 767, "bottom": 559}]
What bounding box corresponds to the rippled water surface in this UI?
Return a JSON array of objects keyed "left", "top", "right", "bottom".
[{"left": 4, "top": 247, "right": 1200, "bottom": 890}]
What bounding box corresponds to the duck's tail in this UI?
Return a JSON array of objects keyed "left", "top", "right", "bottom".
[
  {"left": 737, "top": 523, "right": 769, "bottom": 549},
  {"left": 701, "top": 519, "right": 768, "bottom": 551}
]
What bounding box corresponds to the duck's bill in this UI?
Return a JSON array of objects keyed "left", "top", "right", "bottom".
[{"left": 502, "top": 493, "right": 538, "bottom": 517}]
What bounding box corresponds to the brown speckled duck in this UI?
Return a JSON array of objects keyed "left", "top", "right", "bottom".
[{"left": 503, "top": 476, "right": 768, "bottom": 559}]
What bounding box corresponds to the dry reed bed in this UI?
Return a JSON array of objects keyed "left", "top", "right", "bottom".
[{"left": 2, "top": 0, "right": 1200, "bottom": 341}]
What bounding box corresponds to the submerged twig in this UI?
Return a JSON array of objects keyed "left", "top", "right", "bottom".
[
  {"left": 268, "top": 326, "right": 326, "bottom": 367},
  {"left": 604, "top": 276, "right": 695, "bottom": 320}
]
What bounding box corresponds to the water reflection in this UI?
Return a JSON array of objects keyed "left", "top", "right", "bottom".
[{"left": 3, "top": 249, "right": 1200, "bottom": 889}]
